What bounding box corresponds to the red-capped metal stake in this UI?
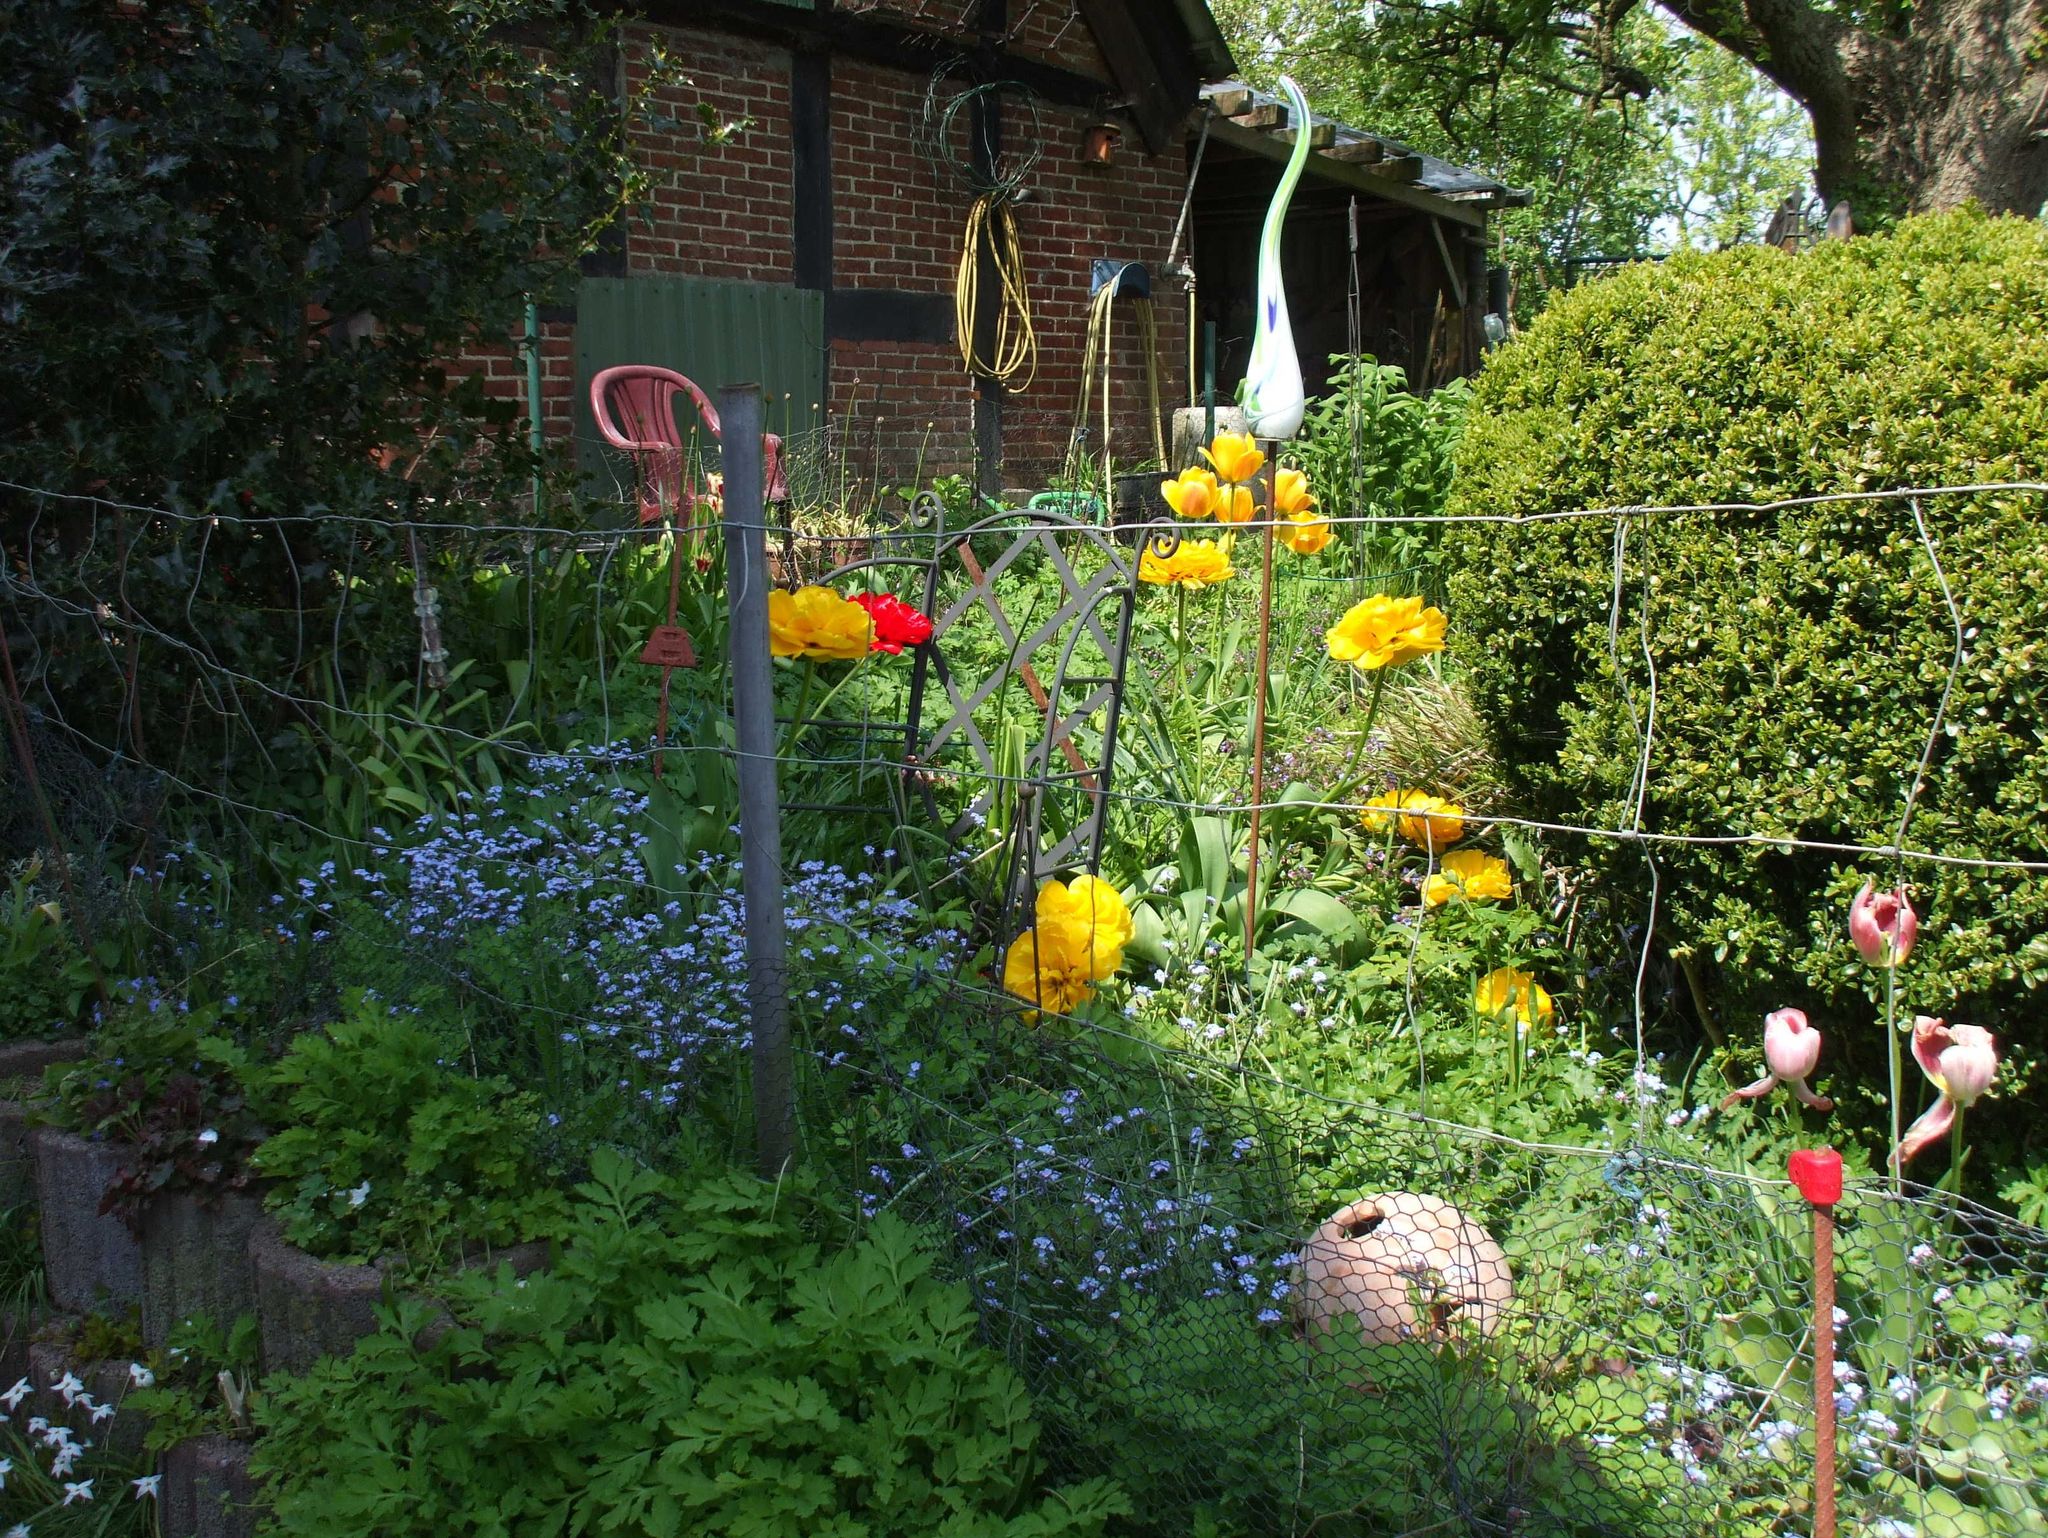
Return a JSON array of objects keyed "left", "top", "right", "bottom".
[{"left": 1788, "top": 1148, "right": 1842, "bottom": 1538}]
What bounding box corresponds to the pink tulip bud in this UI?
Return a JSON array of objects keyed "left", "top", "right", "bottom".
[
  {"left": 1721, "top": 1006, "right": 1833, "bottom": 1113},
  {"left": 1849, "top": 881, "right": 1917, "bottom": 969},
  {"left": 1763, "top": 1007, "right": 1821, "bottom": 1082},
  {"left": 1896, "top": 1016, "right": 2000, "bottom": 1166}
]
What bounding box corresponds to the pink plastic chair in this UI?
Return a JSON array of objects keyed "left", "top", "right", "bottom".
[{"left": 588, "top": 365, "right": 788, "bottom": 525}]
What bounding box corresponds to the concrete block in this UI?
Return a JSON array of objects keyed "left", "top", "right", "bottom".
[
  {"left": 0, "top": 1099, "right": 34, "bottom": 1214},
  {"left": 161, "top": 1436, "right": 263, "bottom": 1538},
  {"left": 1170, "top": 405, "right": 1249, "bottom": 469},
  {"left": 248, "top": 1217, "right": 396, "bottom": 1377},
  {"left": 142, "top": 1189, "right": 266, "bottom": 1349},
  {"left": 0, "top": 1036, "right": 89, "bottom": 1088},
  {"left": 32, "top": 1126, "right": 143, "bottom": 1312}
]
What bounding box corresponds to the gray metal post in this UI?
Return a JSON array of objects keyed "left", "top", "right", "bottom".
[{"left": 720, "top": 384, "right": 795, "bottom": 1178}]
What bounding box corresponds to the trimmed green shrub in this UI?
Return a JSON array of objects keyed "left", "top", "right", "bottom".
[{"left": 1439, "top": 210, "right": 2048, "bottom": 1120}]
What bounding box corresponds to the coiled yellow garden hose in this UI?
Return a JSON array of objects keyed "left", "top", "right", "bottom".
[
  {"left": 1072, "top": 266, "right": 1166, "bottom": 504},
  {"left": 956, "top": 193, "right": 1037, "bottom": 389}
]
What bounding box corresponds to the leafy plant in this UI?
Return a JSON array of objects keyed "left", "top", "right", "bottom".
[
  {"left": 253, "top": 1151, "right": 1128, "bottom": 1538},
  {"left": 126, "top": 1312, "right": 264, "bottom": 1452},
  {"left": 249, "top": 993, "right": 564, "bottom": 1266},
  {"left": 0, "top": 857, "right": 102, "bottom": 1041},
  {"left": 40, "top": 995, "right": 266, "bottom": 1232}
]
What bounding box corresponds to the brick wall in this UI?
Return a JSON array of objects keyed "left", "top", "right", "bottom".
[
  {"left": 452, "top": 15, "right": 1189, "bottom": 503},
  {"left": 624, "top": 25, "right": 794, "bottom": 281}
]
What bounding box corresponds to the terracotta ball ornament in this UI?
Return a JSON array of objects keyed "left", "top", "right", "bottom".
[{"left": 1297, "top": 1193, "right": 1514, "bottom": 1345}]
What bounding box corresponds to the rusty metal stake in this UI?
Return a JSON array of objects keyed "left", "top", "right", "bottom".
[
  {"left": 1789, "top": 1148, "right": 1842, "bottom": 1538},
  {"left": 1243, "top": 444, "right": 1278, "bottom": 968}
]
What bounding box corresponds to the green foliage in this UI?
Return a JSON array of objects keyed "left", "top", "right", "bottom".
[
  {"left": 250, "top": 993, "right": 564, "bottom": 1265},
  {"left": 40, "top": 997, "right": 266, "bottom": 1230},
  {"left": 1441, "top": 209, "right": 2048, "bottom": 1175},
  {"left": 0, "top": 857, "right": 101, "bottom": 1041},
  {"left": 126, "top": 1312, "right": 264, "bottom": 1452},
  {"left": 252, "top": 1151, "right": 1128, "bottom": 1538}
]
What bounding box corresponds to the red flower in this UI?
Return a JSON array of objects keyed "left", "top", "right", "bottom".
[{"left": 849, "top": 591, "right": 933, "bottom": 654}]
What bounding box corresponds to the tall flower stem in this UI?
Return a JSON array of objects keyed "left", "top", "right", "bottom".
[
  {"left": 1329, "top": 669, "right": 1388, "bottom": 799},
  {"left": 1885, "top": 964, "right": 1902, "bottom": 1196}
]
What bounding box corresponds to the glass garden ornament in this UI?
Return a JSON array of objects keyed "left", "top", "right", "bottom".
[{"left": 1241, "top": 76, "right": 1312, "bottom": 441}]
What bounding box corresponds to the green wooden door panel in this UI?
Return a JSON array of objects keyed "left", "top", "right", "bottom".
[{"left": 574, "top": 276, "right": 825, "bottom": 501}]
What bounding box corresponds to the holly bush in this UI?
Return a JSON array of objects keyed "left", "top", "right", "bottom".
[{"left": 1439, "top": 210, "right": 2048, "bottom": 1158}]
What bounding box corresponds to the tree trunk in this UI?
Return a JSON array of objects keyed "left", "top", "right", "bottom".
[{"left": 1665, "top": 0, "right": 2048, "bottom": 219}]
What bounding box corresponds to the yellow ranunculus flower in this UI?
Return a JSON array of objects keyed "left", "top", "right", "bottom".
[
  {"left": 1201, "top": 431, "right": 1265, "bottom": 484},
  {"left": 1036, "top": 874, "right": 1132, "bottom": 981},
  {"left": 1272, "top": 467, "right": 1316, "bottom": 516},
  {"left": 1325, "top": 594, "right": 1447, "bottom": 671},
  {"left": 1002, "top": 926, "right": 1097, "bottom": 1020},
  {"left": 1003, "top": 874, "right": 1132, "bottom": 1020},
  {"left": 1279, "top": 509, "right": 1331, "bottom": 555},
  {"left": 1160, "top": 467, "right": 1220, "bottom": 521},
  {"left": 1138, "top": 538, "right": 1235, "bottom": 589},
  {"left": 1362, "top": 789, "right": 1466, "bottom": 852},
  {"left": 768, "top": 585, "right": 872, "bottom": 660},
  {"left": 1213, "top": 484, "right": 1255, "bottom": 524},
  {"left": 1422, "top": 849, "right": 1513, "bottom": 907},
  {"left": 1474, "top": 967, "right": 1554, "bottom": 1031}
]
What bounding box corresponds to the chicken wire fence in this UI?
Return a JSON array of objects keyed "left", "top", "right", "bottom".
[{"left": 2, "top": 477, "right": 2047, "bottom": 1538}]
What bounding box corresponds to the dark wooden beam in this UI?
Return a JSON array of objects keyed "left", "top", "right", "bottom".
[
  {"left": 969, "top": 2, "right": 1004, "bottom": 495},
  {"left": 1074, "top": 0, "right": 1186, "bottom": 152},
  {"left": 790, "top": 47, "right": 832, "bottom": 292}
]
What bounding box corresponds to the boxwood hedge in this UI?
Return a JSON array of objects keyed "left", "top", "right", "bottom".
[{"left": 1439, "top": 210, "right": 2048, "bottom": 1112}]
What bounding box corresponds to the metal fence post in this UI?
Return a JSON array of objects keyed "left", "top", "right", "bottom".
[{"left": 720, "top": 384, "right": 795, "bottom": 1178}]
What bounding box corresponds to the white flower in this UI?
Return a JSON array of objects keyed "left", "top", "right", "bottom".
[
  {"left": 5, "top": 1523, "right": 26, "bottom": 1538},
  {"left": 0, "top": 1457, "right": 9, "bottom": 1487},
  {"left": 88, "top": 1402, "right": 114, "bottom": 1424},
  {"left": 1908, "top": 1242, "right": 1935, "bottom": 1267},
  {"left": 195, "top": 1127, "right": 219, "bottom": 1147},
  {"left": 25, "top": 1417, "right": 46, "bottom": 1435},
  {"left": 347, "top": 1180, "right": 372, "bottom": 1209},
  {"left": 51, "top": 1371, "right": 83, "bottom": 1406},
  {"left": 127, "top": 1363, "right": 154, "bottom": 1389},
  {"left": 50, "top": 1444, "right": 81, "bottom": 1477},
  {"left": 0, "top": 1379, "right": 27, "bottom": 1410},
  {"left": 62, "top": 1478, "right": 93, "bottom": 1504},
  {"left": 132, "top": 1474, "right": 161, "bottom": 1500}
]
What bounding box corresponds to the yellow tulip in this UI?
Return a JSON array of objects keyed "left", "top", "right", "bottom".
[
  {"left": 1160, "top": 467, "right": 1220, "bottom": 521},
  {"left": 1423, "top": 849, "right": 1514, "bottom": 907},
  {"left": 768, "top": 586, "right": 872, "bottom": 660},
  {"left": 1279, "top": 509, "right": 1331, "bottom": 555},
  {"left": 1272, "top": 467, "right": 1316, "bottom": 516},
  {"left": 1325, "top": 594, "right": 1447, "bottom": 671},
  {"left": 1138, "top": 538, "right": 1236, "bottom": 589},
  {"left": 1002, "top": 926, "right": 1098, "bottom": 1020},
  {"left": 1201, "top": 431, "right": 1265, "bottom": 484},
  {"left": 1475, "top": 967, "right": 1554, "bottom": 1032},
  {"left": 1213, "top": 484, "right": 1256, "bottom": 524},
  {"left": 1036, "top": 874, "right": 1132, "bottom": 982},
  {"left": 1362, "top": 789, "right": 1466, "bottom": 852}
]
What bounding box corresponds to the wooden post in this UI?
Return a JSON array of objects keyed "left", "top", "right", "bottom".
[{"left": 722, "top": 385, "right": 795, "bottom": 1179}]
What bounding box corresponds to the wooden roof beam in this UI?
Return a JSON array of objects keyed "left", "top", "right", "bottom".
[{"left": 1200, "top": 116, "right": 1486, "bottom": 229}]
